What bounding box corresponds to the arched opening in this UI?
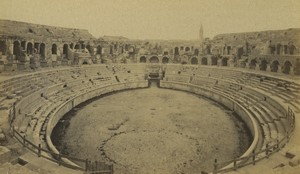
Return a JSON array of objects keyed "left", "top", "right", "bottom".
[
  {"left": 81, "top": 44, "right": 86, "bottom": 49},
  {"left": 237, "top": 47, "right": 244, "bottom": 59},
  {"left": 276, "top": 44, "right": 281, "bottom": 55},
  {"left": 63, "top": 44, "right": 69, "bottom": 58},
  {"left": 221, "top": 58, "right": 228, "bottom": 66},
  {"left": 97, "top": 46, "right": 102, "bottom": 55},
  {"left": 13, "top": 41, "right": 20, "bottom": 56},
  {"left": 86, "top": 45, "right": 92, "bottom": 55},
  {"left": 289, "top": 44, "right": 295, "bottom": 55},
  {"left": 26, "top": 42, "right": 33, "bottom": 55},
  {"left": 70, "top": 43, "right": 74, "bottom": 49},
  {"left": 185, "top": 47, "right": 190, "bottom": 52},
  {"left": 294, "top": 60, "right": 300, "bottom": 75},
  {"left": 227, "top": 46, "right": 231, "bottom": 55},
  {"left": 162, "top": 57, "right": 169, "bottom": 64},
  {"left": 34, "top": 43, "right": 39, "bottom": 54},
  {"left": 110, "top": 45, "right": 113, "bottom": 55},
  {"left": 21, "top": 41, "right": 26, "bottom": 50},
  {"left": 191, "top": 57, "right": 198, "bottom": 65},
  {"left": 140, "top": 56, "right": 146, "bottom": 63},
  {"left": 282, "top": 61, "right": 292, "bottom": 74},
  {"left": 51, "top": 44, "right": 57, "bottom": 55},
  {"left": 74, "top": 44, "right": 80, "bottom": 49},
  {"left": 149, "top": 56, "right": 159, "bottom": 63},
  {"left": 201, "top": 57, "right": 208, "bottom": 65},
  {"left": 0, "top": 40, "right": 6, "bottom": 55},
  {"left": 249, "top": 59, "right": 257, "bottom": 69},
  {"left": 260, "top": 60, "right": 268, "bottom": 71},
  {"left": 82, "top": 61, "right": 88, "bottom": 65},
  {"left": 174, "top": 47, "right": 179, "bottom": 55},
  {"left": 206, "top": 45, "right": 211, "bottom": 54},
  {"left": 211, "top": 56, "right": 217, "bottom": 65},
  {"left": 270, "top": 61, "right": 279, "bottom": 72},
  {"left": 194, "top": 49, "right": 199, "bottom": 56},
  {"left": 39, "top": 43, "right": 45, "bottom": 58}
]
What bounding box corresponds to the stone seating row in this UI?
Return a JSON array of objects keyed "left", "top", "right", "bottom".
[{"left": 163, "top": 74, "right": 290, "bottom": 159}]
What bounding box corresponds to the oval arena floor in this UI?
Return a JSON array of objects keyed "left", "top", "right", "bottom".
[{"left": 52, "top": 84, "right": 251, "bottom": 174}]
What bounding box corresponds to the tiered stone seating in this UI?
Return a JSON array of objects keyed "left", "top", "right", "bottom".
[{"left": 163, "top": 64, "right": 293, "bottom": 161}]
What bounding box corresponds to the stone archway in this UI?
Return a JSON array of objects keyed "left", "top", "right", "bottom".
[
  {"left": 174, "top": 47, "right": 179, "bottom": 55},
  {"left": 52, "top": 44, "right": 57, "bottom": 54},
  {"left": 97, "top": 46, "right": 102, "bottom": 55},
  {"left": 191, "top": 57, "right": 198, "bottom": 65},
  {"left": 194, "top": 49, "right": 199, "bottom": 56},
  {"left": 140, "top": 56, "right": 146, "bottom": 63},
  {"left": 201, "top": 57, "right": 208, "bottom": 65},
  {"left": 249, "top": 59, "right": 257, "bottom": 69},
  {"left": 149, "top": 56, "right": 159, "bottom": 63},
  {"left": 260, "top": 60, "right": 268, "bottom": 71},
  {"left": 282, "top": 61, "right": 292, "bottom": 74},
  {"left": 13, "top": 41, "right": 21, "bottom": 56},
  {"left": 63, "top": 44, "right": 69, "bottom": 58},
  {"left": 185, "top": 47, "right": 190, "bottom": 52},
  {"left": 162, "top": 57, "right": 169, "bottom": 64},
  {"left": 211, "top": 56, "right": 218, "bottom": 65},
  {"left": 74, "top": 44, "right": 80, "bottom": 50},
  {"left": 39, "top": 43, "right": 45, "bottom": 58},
  {"left": 27, "top": 42, "right": 33, "bottom": 55},
  {"left": 294, "top": 59, "right": 300, "bottom": 75},
  {"left": 221, "top": 58, "right": 228, "bottom": 66},
  {"left": 86, "top": 45, "right": 93, "bottom": 55},
  {"left": 270, "top": 61, "right": 280, "bottom": 72}
]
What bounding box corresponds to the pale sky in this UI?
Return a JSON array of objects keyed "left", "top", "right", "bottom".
[{"left": 0, "top": 0, "right": 299, "bottom": 40}]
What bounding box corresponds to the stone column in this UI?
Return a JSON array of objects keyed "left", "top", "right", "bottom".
[
  {"left": 266, "top": 64, "right": 271, "bottom": 72},
  {"left": 255, "top": 63, "right": 260, "bottom": 71}
]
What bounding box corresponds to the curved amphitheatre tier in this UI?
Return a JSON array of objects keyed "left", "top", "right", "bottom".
[{"left": 0, "top": 64, "right": 299, "bottom": 174}]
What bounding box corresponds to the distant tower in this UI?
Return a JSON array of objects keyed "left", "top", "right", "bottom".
[{"left": 199, "top": 24, "right": 204, "bottom": 45}]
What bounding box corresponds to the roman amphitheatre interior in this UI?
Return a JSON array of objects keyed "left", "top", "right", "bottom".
[{"left": 0, "top": 1, "right": 300, "bottom": 174}]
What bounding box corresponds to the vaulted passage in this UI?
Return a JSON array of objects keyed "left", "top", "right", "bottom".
[
  {"left": 201, "top": 57, "right": 208, "bottom": 65},
  {"left": 191, "top": 57, "right": 198, "bottom": 64},
  {"left": 211, "top": 56, "right": 217, "bottom": 65},
  {"left": 0, "top": 41, "right": 6, "bottom": 55},
  {"left": 27, "top": 42, "right": 33, "bottom": 55},
  {"left": 221, "top": 58, "right": 228, "bottom": 66},
  {"left": 260, "top": 60, "right": 268, "bottom": 71},
  {"left": 149, "top": 56, "right": 159, "bottom": 63},
  {"left": 39, "top": 43, "right": 46, "bottom": 58},
  {"left": 249, "top": 59, "right": 257, "bottom": 69},
  {"left": 162, "top": 57, "right": 169, "bottom": 64},
  {"left": 13, "top": 41, "right": 21, "bottom": 57},
  {"left": 140, "top": 56, "right": 146, "bottom": 63},
  {"left": 52, "top": 44, "right": 57, "bottom": 54},
  {"left": 282, "top": 61, "right": 292, "bottom": 74},
  {"left": 270, "top": 61, "right": 279, "bottom": 72}
]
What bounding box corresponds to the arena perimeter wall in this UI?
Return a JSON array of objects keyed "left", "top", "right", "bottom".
[
  {"left": 160, "top": 80, "right": 260, "bottom": 169},
  {"left": 45, "top": 81, "right": 149, "bottom": 167}
]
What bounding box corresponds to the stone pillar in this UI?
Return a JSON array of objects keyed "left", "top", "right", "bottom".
[
  {"left": 266, "top": 64, "right": 271, "bottom": 72},
  {"left": 277, "top": 66, "right": 282, "bottom": 73},
  {"left": 255, "top": 63, "right": 260, "bottom": 71},
  {"left": 290, "top": 66, "right": 295, "bottom": 75}
]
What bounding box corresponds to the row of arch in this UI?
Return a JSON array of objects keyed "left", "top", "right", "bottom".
[
  {"left": 10, "top": 40, "right": 108, "bottom": 59},
  {"left": 248, "top": 59, "right": 298, "bottom": 74},
  {"left": 174, "top": 47, "right": 199, "bottom": 56},
  {"left": 139, "top": 55, "right": 299, "bottom": 75}
]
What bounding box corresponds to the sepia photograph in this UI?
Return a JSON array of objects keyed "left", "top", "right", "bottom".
[{"left": 0, "top": 0, "right": 299, "bottom": 173}]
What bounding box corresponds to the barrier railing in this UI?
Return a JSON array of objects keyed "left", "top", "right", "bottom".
[
  {"left": 10, "top": 126, "right": 113, "bottom": 174},
  {"left": 211, "top": 106, "right": 295, "bottom": 174}
]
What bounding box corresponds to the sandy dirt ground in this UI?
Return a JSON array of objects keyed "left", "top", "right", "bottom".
[{"left": 52, "top": 85, "right": 251, "bottom": 174}]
